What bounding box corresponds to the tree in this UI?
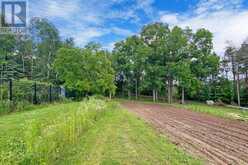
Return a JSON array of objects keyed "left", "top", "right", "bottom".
[
  {"left": 224, "top": 43, "right": 240, "bottom": 106},
  {"left": 237, "top": 40, "right": 248, "bottom": 106},
  {"left": 63, "top": 37, "right": 75, "bottom": 48},
  {"left": 30, "top": 18, "right": 61, "bottom": 82},
  {"left": 141, "top": 23, "right": 170, "bottom": 102},
  {"left": 113, "top": 36, "right": 151, "bottom": 99},
  {"left": 165, "top": 26, "right": 189, "bottom": 104},
  {"left": 54, "top": 46, "right": 116, "bottom": 97},
  {"left": 190, "top": 29, "right": 220, "bottom": 101}
]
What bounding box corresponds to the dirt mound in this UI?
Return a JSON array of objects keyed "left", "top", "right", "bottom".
[{"left": 122, "top": 101, "right": 248, "bottom": 165}]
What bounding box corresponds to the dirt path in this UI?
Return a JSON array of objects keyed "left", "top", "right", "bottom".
[{"left": 121, "top": 101, "right": 248, "bottom": 165}]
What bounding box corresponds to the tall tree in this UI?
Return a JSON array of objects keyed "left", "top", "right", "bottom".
[
  {"left": 141, "top": 23, "right": 170, "bottom": 102},
  {"left": 224, "top": 43, "right": 240, "bottom": 106},
  {"left": 113, "top": 36, "right": 150, "bottom": 99},
  {"left": 54, "top": 45, "right": 116, "bottom": 97},
  {"left": 30, "top": 18, "right": 61, "bottom": 82},
  {"left": 190, "top": 29, "right": 220, "bottom": 101}
]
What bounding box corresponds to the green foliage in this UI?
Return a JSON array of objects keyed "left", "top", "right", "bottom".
[
  {"left": 29, "top": 18, "right": 61, "bottom": 82},
  {"left": 0, "top": 100, "right": 31, "bottom": 115},
  {"left": 54, "top": 46, "right": 116, "bottom": 96},
  {"left": 114, "top": 23, "right": 220, "bottom": 103},
  {"left": 113, "top": 35, "right": 151, "bottom": 97}
]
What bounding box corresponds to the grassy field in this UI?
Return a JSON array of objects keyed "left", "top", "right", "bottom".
[
  {"left": 0, "top": 98, "right": 201, "bottom": 165},
  {"left": 174, "top": 102, "right": 248, "bottom": 121}
]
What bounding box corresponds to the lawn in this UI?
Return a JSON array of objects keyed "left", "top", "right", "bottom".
[
  {"left": 174, "top": 102, "right": 248, "bottom": 121},
  {"left": 0, "top": 98, "right": 201, "bottom": 165}
]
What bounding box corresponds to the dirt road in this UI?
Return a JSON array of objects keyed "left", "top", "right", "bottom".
[{"left": 122, "top": 101, "right": 248, "bottom": 165}]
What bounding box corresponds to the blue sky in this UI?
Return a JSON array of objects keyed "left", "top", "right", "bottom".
[{"left": 27, "top": 0, "right": 248, "bottom": 54}]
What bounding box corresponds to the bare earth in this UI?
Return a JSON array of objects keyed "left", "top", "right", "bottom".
[{"left": 121, "top": 101, "right": 248, "bottom": 165}]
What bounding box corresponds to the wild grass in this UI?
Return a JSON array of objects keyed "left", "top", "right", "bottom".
[
  {"left": 0, "top": 98, "right": 201, "bottom": 165},
  {"left": 174, "top": 102, "right": 248, "bottom": 121},
  {"left": 117, "top": 98, "right": 248, "bottom": 121}
]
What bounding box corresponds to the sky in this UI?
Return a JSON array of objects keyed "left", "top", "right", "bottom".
[{"left": 27, "top": 0, "right": 248, "bottom": 55}]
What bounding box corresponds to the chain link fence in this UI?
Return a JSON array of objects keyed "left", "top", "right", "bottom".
[{"left": 0, "top": 79, "right": 63, "bottom": 104}]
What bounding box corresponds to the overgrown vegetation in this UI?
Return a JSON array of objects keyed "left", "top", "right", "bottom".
[
  {"left": 0, "top": 99, "right": 202, "bottom": 164},
  {"left": 0, "top": 100, "right": 31, "bottom": 115},
  {"left": 174, "top": 102, "right": 248, "bottom": 121}
]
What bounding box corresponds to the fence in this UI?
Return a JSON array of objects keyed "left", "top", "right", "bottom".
[{"left": 0, "top": 79, "right": 63, "bottom": 104}]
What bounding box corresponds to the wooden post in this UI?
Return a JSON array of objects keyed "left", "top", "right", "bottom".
[
  {"left": 135, "top": 80, "right": 138, "bottom": 100},
  {"left": 49, "top": 85, "right": 52, "bottom": 102},
  {"left": 9, "top": 79, "right": 13, "bottom": 101},
  {"left": 33, "top": 82, "right": 37, "bottom": 104}
]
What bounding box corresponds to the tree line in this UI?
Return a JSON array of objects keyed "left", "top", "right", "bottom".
[
  {"left": 0, "top": 18, "right": 116, "bottom": 99},
  {"left": 113, "top": 23, "right": 248, "bottom": 106},
  {"left": 0, "top": 19, "right": 247, "bottom": 106}
]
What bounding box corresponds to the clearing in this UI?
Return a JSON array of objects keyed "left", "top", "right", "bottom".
[{"left": 122, "top": 101, "right": 248, "bottom": 165}]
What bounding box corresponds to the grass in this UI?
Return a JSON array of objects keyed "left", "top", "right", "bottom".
[
  {"left": 117, "top": 98, "right": 248, "bottom": 121},
  {"left": 174, "top": 102, "right": 248, "bottom": 121},
  {"left": 0, "top": 98, "right": 202, "bottom": 165}
]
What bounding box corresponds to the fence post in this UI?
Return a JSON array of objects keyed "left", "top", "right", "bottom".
[
  {"left": 33, "top": 82, "right": 37, "bottom": 104},
  {"left": 9, "top": 79, "right": 13, "bottom": 101},
  {"left": 49, "top": 84, "right": 52, "bottom": 102}
]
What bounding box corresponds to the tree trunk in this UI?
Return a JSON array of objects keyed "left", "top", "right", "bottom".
[
  {"left": 122, "top": 83, "right": 124, "bottom": 98},
  {"left": 167, "top": 79, "right": 173, "bottom": 104},
  {"left": 237, "top": 73, "right": 241, "bottom": 107},
  {"left": 181, "top": 87, "right": 185, "bottom": 104},
  {"left": 155, "top": 90, "right": 158, "bottom": 101},
  {"left": 231, "top": 55, "right": 237, "bottom": 104},
  {"left": 109, "top": 92, "right": 112, "bottom": 100},
  {"left": 128, "top": 90, "right": 131, "bottom": 100},
  {"left": 135, "top": 80, "right": 138, "bottom": 100},
  {"left": 245, "top": 71, "right": 248, "bottom": 88},
  {"left": 167, "top": 80, "right": 170, "bottom": 104},
  {"left": 153, "top": 89, "right": 155, "bottom": 102}
]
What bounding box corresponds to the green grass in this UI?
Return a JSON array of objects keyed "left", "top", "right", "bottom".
[
  {"left": 174, "top": 103, "right": 248, "bottom": 121},
  {"left": 0, "top": 98, "right": 202, "bottom": 165}
]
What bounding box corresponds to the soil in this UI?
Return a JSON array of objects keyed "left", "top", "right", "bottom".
[{"left": 122, "top": 101, "right": 248, "bottom": 165}]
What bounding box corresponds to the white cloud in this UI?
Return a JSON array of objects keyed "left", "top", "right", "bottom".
[
  {"left": 103, "top": 42, "right": 116, "bottom": 51},
  {"left": 195, "top": 0, "right": 243, "bottom": 14},
  {"left": 136, "top": 0, "right": 155, "bottom": 16},
  {"left": 160, "top": 0, "right": 248, "bottom": 55},
  {"left": 111, "top": 27, "right": 134, "bottom": 36},
  {"left": 30, "top": 0, "right": 81, "bottom": 19},
  {"left": 30, "top": 0, "right": 144, "bottom": 47},
  {"left": 65, "top": 27, "right": 108, "bottom": 46},
  {"left": 160, "top": 13, "right": 180, "bottom": 25}
]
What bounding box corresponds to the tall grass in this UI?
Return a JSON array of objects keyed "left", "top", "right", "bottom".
[
  {"left": 0, "top": 100, "right": 31, "bottom": 115},
  {"left": 0, "top": 98, "right": 112, "bottom": 164},
  {"left": 175, "top": 103, "right": 248, "bottom": 121}
]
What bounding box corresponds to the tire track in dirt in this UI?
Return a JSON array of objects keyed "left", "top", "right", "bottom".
[{"left": 122, "top": 101, "right": 248, "bottom": 165}]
